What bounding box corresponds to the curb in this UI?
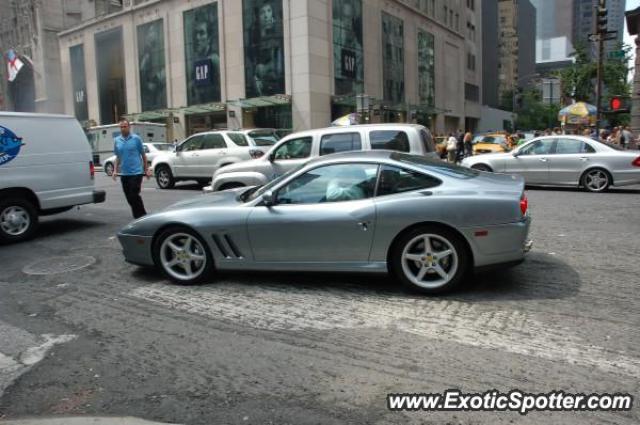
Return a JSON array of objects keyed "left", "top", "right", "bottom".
[{"left": 0, "top": 417, "right": 180, "bottom": 425}]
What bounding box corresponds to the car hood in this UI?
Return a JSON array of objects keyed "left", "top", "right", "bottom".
[{"left": 165, "top": 187, "right": 246, "bottom": 210}]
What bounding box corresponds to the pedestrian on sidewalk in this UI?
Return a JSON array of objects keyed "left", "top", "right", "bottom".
[
  {"left": 446, "top": 133, "right": 457, "bottom": 163},
  {"left": 621, "top": 125, "right": 632, "bottom": 150},
  {"left": 463, "top": 131, "right": 473, "bottom": 157},
  {"left": 113, "top": 119, "right": 149, "bottom": 219}
]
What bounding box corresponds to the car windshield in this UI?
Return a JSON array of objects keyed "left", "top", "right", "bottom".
[
  {"left": 391, "top": 152, "right": 479, "bottom": 179},
  {"left": 477, "top": 136, "right": 506, "bottom": 145},
  {"left": 248, "top": 130, "right": 280, "bottom": 146},
  {"left": 241, "top": 163, "right": 306, "bottom": 203},
  {"left": 153, "top": 143, "right": 174, "bottom": 151}
]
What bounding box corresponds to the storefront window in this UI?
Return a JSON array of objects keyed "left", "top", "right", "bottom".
[
  {"left": 333, "top": 0, "right": 364, "bottom": 96},
  {"left": 243, "top": 0, "right": 285, "bottom": 98},
  {"left": 417, "top": 30, "right": 435, "bottom": 107},
  {"left": 184, "top": 3, "right": 221, "bottom": 105},
  {"left": 69, "top": 44, "right": 88, "bottom": 122},
  {"left": 137, "top": 19, "right": 167, "bottom": 111},
  {"left": 382, "top": 13, "right": 404, "bottom": 103}
]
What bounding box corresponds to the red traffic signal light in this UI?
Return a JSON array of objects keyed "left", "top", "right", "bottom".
[{"left": 610, "top": 97, "right": 622, "bottom": 111}]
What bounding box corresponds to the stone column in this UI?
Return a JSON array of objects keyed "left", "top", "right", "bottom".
[{"left": 631, "top": 36, "right": 640, "bottom": 136}]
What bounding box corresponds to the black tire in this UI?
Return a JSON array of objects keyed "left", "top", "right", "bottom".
[
  {"left": 581, "top": 168, "right": 611, "bottom": 193},
  {"left": 471, "top": 164, "right": 492, "bottom": 172},
  {"left": 152, "top": 226, "right": 214, "bottom": 285},
  {"left": 104, "top": 162, "right": 114, "bottom": 176},
  {"left": 155, "top": 165, "right": 175, "bottom": 189},
  {"left": 390, "top": 225, "right": 470, "bottom": 295},
  {"left": 219, "top": 182, "right": 245, "bottom": 191},
  {"left": 0, "top": 197, "right": 39, "bottom": 244}
]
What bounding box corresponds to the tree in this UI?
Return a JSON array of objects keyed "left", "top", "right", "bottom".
[
  {"left": 514, "top": 88, "right": 561, "bottom": 130},
  {"left": 500, "top": 89, "right": 514, "bottom": 112}
]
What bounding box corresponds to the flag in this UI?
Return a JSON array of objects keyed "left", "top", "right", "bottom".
[{"left": 6, "top": 49, "right": 24, "bottom": 82}]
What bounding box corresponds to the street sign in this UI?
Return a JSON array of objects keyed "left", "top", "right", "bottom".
[{"left": 608, "top": 50, "right": 625, "bottom": 59}]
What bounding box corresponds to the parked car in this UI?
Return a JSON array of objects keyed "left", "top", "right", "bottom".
[
  {"left": 151, "top": 130, "right": 272, "bottom": 189},
  {"left": 472, "top": 133, "right": 511, "bottom": 155},
  {"left": 207, "top": 124, "right": 438, "bottom": 192},
  {"left": 0, "top": 112, "right": 105, "bottom": 243},
  {"left": 103, "top": 142, "right": 174, "bottom": 176},
  {"left": 461, "top": 135, "right": 640, "bottom": 192},
  {"left": 118, "top": 150, "right": 531, "bottom": 294}
]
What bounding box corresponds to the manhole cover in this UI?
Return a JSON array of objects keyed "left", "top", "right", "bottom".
[{"left": 23, "top": 255, "right": 96, "bottom": 275}]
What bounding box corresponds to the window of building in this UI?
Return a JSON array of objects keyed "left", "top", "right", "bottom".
[
  {"left": 382, "top": 12, "right": 405, "bottom": 103},
  {"left": 137, "top": 19, "right": 167, "bottom": 111},
  {"left": 444, "top": 5, "right": 448, "bottom": 24},
  {"left": 465, "top": 83, "right": 479, "bottom": 102},
  {"left": 184, "top": 4, "right": 221, "bottom": 105},
  {"left": 333, "top": 0, "right": 364, "bottom": 96},
  {"left": 417, "top": 29, "right": 435, "bottom": 107},
  {"left": 467, "top": 53, "right": 476, "bottom": 71}
]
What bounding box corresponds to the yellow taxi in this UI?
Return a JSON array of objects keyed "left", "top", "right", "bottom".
[{"left": 472, "top": 133, "right": 512, "bottom": 155}]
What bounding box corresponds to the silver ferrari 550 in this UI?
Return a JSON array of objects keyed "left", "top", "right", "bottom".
[
  {"left": 118, "top": 151, "right": 532, "bottom": 294},
  {"left": 462, "top": 135, "right": 640, "bottom": 192}
]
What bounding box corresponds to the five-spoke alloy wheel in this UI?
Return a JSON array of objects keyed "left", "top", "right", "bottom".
[
  {"left": 154, "top": 227, "right": 213, "bottom": 284},
  {"left": 582, "top": 168, "right": 610, "bottom": 193},
  {"left": 392, "top": 226, "right": 469, "bottom": 294}
]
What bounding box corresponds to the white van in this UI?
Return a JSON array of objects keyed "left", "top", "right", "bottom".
[{"left": 0, "top": 112, "right": 106, "bottom": 243}]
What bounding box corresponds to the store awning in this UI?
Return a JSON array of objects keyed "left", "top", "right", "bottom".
[
  {"left": 124, "top": 102, "right": 227, "bottom": 121},
  {"left": 227, "top": 94, "right": 291, "bottom": 108}
]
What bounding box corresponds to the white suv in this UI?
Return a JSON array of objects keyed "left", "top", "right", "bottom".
[
  {"left": 208, "top": 124, "right": 437, "bottom": 192},
  {"left": 151, "top": 130, "right": 270, "bottom": 189},
  {"left": 103, "top": 142, "right": 174, "bottom": 176}
]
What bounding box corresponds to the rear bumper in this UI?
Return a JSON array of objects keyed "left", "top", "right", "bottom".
[
  {"left": 463, "top": 216, "right": 532, "bottom": 268},
  {"left": 93, "top": 190, "right": 106, "bottom": 204}
]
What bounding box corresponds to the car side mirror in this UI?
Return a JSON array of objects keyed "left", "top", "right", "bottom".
[
  {"left": 262, "top": 190, "right": 275, "bottom": 206},
  {"left": 512, "top": 151, "right": 520, "bottom": 157},
  {"left": 268, "top": 153, "right": 275, "bottom": 162}
]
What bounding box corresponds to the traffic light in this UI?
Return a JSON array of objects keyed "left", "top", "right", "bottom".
[
  {"left": 596, "top": 0, "right": 608, "bottom": 34},
  {"left": 608, "top": 96, "right": 629, "bottom": 113}
]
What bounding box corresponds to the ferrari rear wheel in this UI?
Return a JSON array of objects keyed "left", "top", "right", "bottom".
[
  {"left": 154, "top": 227, "right": 213, "bottom": 285},
  {"left": 391, "top": 226, "right": 469, "bottom": 294}
]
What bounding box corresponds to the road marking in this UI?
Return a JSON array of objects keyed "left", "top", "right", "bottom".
[{"left": 130, "top": 284, "right": 640, "bottom": 378}]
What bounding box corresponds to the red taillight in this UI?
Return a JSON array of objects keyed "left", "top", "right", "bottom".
[
  {"left": 250, "top": 149, "right": 264, "bottom": 159},
  {"left": 520, "top": 193, "right": 528, "bottom": 216},
  {"left": 90, "top": 161, "right": 95, "bottom": 179},
  {"left": 632, "top": 157, "right": 640, "bottom": 167}
]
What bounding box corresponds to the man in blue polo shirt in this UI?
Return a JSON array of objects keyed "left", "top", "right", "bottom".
[{"left": 113, "top": 119, "right": 149, "bottom": 218}]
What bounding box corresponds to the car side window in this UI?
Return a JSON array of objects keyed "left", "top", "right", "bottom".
[
  {"left": 370, "top": 130, "right": 410, "bottom": 152},
  {"left": 201, "top": 134, "right": 227, "bottom": 150},
  {"left": 181, "top": 136, "right": 203, "bottom": 152},
  {"left": 376, "top": 165, "right": 441, "bottom": 197},
  {"left": 273, "top": 137, "right": 313, "bottom": 160},
  {"left": 555, "top": 138, "right": 593, "bottom": 154},
  {"left": 420, "top": 129, "right": 436, "bottom": 153},
  {"left": 276, "top": 163, "right": 378, "bottom": 205},
  {"left": 227, "top": 133, "right": 249, "bottom": 146},
  {"left": 519, "top": 139, "right": 555, "bottom": 156},
  {"left": 319, "top": 133, "right": 362, "bottom": 156}
]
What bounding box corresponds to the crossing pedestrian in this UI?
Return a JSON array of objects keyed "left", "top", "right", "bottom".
[{"left": 112, "top": 119, "right": 149, "bottom": 219}]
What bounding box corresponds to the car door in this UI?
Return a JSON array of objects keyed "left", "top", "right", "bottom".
[
  {"left": 195, "top": 133, "right": 228, "bottom": 177},
  {"left": 174, "top": 135, "right": 204, "bottom": 177},
  {"left": 506, "top": 138, "right": 556, "bottom": 184},
  {"left": 269, "top": 136, "right": 314, "bottom": 179},
  {"left": 247, "top": 163, "right": 379, "bottom": 263},
  {"left": 547, "top": 138, "right": 596, "bottom": 185}
]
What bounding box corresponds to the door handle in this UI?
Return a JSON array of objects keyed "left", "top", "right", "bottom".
[
  {"left": 218, "top": 151, "right": 227, "bottom": 155},
  {"left": 539, "top": 158, "right": 548, "bottom": 162},
  {"left": 579, "top": 157, "right": 589, "bottom": 161},
  {"left": 357, "top": 221, "right": 371, "bottom": 231}
]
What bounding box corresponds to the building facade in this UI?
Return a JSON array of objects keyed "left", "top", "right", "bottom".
[
  {"left": 496, "top": 0, "right": 536, "bottom": 105},
  {"left": 58, "top": 0, "right": 480, "bottom": 139},
  {"left": 482, "top": 0, "right": 500, "bottom": 109},
  {"left": 574, "top": 0, "right": 626, "bottom": 59},
  {"left": 530, "top": 0, "right": 575, "bottom": 73}
]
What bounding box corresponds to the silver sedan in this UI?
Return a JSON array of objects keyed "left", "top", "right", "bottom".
[
  {"left": 461, "top": 135, "right": 640, "bottom": 192},
  {"left": 118, "top": 151, "right": 532, "bottom": 294}
]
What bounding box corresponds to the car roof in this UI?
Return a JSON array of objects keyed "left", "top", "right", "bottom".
[{"left": 281, "top": 123, "right": 427, "bottom": 139}]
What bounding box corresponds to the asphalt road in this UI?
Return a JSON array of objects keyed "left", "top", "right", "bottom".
[{"left": 1, "top": 174, "right": 639, "bottom": 424}]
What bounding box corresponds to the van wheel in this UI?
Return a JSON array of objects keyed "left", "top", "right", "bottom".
[
  {"left": 156, "top": 165, "right": 175, "bottom": 189},
  {"left": 0, "top": 198, "right": 38, "bottom": 244}
]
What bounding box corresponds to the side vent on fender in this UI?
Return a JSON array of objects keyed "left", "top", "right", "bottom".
[{"left": 211, "top": 234, "right": 244, "bottom": 259}]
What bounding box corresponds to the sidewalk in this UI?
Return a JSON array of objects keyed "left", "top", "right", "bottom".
[{"left": 1, "top": 418, "right": 179, "bottom": 425}]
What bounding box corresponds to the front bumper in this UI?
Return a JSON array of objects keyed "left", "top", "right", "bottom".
[
  {"left": 93, "top": 190, "right": 106, "bottom": 204},
  {"left": 117, "top": 232, "right": 154, "bottom": 267}
]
